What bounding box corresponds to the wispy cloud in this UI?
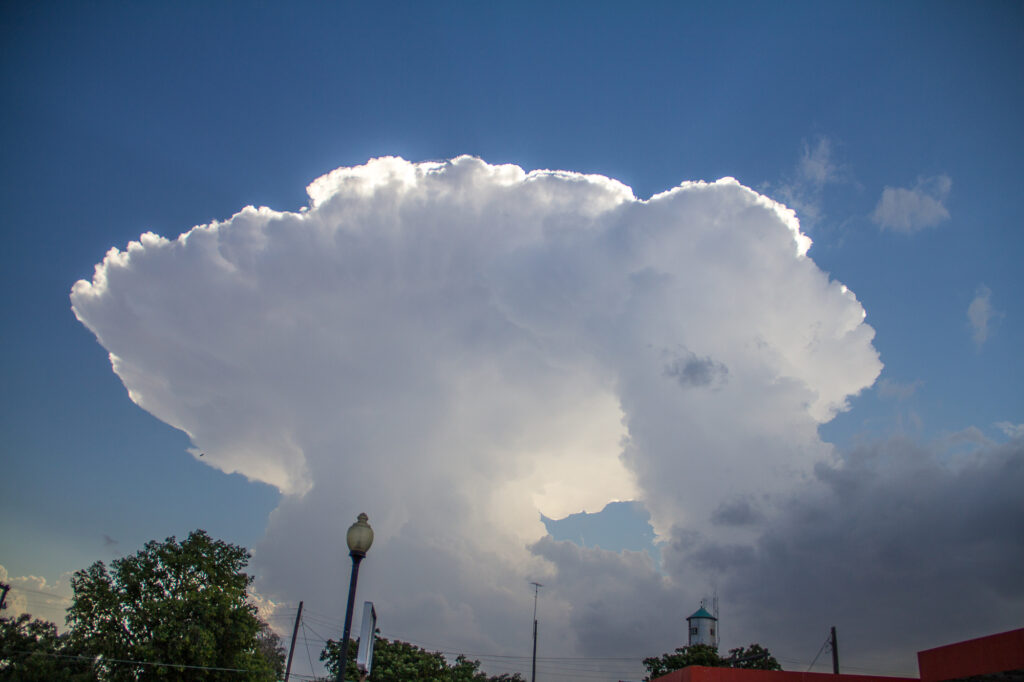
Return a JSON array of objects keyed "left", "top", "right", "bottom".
[
  {"left": 797, "top": 136, "right": 841, "bottom": 188},
  {"left": 967, "top": 284, "right": 1002, "bottom": 348},
  {"left": 877, "top": 377, "right": 923, "bottom": 400},
  {"left": 771, "top": 136, "right": 848, "bottom": 227},
  {"left": 872, "top": 174, "right": 951, "bottom": 233},
  {"left": 996, "top": 422, "right": 1024, "bottom": 439}
]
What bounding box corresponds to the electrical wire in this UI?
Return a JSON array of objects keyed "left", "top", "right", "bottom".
[
  {"left": 5, "top": 650, "right": 269, "bottom": 674},
  {"left": 806, "top": 635, "right": 831, "bottom": 672},
  {"left": 5, "top": 585, "right": 72, "bottom": 602},
  {"left": 292, "top": 621, "right": 648, "bottom": 680},
  {"left": 301, "top": 621, "right": 334, "bottom": 648},
  {"left": 301, "top": 621, "right": 318, "bottom": 679}
]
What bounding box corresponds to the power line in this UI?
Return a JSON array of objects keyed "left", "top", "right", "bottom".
[
  {"left": 807, "top": 631, "right": 831, "bottom": 672},
  {"left": 5, "top": 585, "right": 72, "bottom": 602},
  {"left": 282, "top": 622, "right": 646, "bottom": 681},
  {"left": 301, "top": 621, "right": 333, "bottom": 647},
  {"left": 372, "top": 626, "right": 642, "bottom": 663},
  {"left": 302, "top": 622, "right": 319, "bottom": 679},
  {"left": 6, "top": 650, "right": 270, "bottom": 674}
]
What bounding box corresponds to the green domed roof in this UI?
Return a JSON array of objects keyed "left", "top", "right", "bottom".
[{"left": 687, "top": 607, "right": 717, "bottom": 621}]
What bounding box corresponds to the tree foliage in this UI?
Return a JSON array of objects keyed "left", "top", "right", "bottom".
[
  {"left": 66, "top": 530, "right": 281, "bottom": 681},
  {"left": 724, "top": 643, "right": 781, "bottom": 670},
  {"left": 643, "top": 644, "right": 722, "bottom": 679},
  {"left": 256, "top": 621, "right": 286, "bottom": 678},
  {"left": 0, "top": 613, "right": 95, "bottom": 681},
  {"left": 322, "top": 635, "right": 525, "bottom": 682},
  {"left": 643, "top": 643, "right": 781, "bottom": 680}
]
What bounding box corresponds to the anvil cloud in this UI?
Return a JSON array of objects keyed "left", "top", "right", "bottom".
[{"left": 71, "top": 156, "right": 882, "bottom": 665}]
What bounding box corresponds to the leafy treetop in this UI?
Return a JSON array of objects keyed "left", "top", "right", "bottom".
[
  {"left": 322, "top": 635, "right": 525, "bottom": 682},
  {"left": 66, "top": 529, "right": 281, "bottom": 681},
  {"left": 0, "top": 613, "right": 94, "bottom": 681},
  {"left": 643, "top": 643, "right": 781, "bottom": 680}
]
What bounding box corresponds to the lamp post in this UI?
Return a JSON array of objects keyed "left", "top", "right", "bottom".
[{"left": 337, "top": 513, "right": 373, "bottom": 682}]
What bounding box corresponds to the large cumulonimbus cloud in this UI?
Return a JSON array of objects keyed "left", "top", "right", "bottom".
[{"left": 71, "top": 156, "right": 881, "bottom": 665}]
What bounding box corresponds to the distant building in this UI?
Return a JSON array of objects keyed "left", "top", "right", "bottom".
[{"left": 687, "top": 605, "right": 719, "bottom": 648}]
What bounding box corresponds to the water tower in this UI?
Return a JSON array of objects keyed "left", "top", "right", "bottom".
[{"left": 686, "top": 601, "right": 718, "bottom": 648}]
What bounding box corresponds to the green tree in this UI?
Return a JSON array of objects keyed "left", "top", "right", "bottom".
[
  {"left": 449, "top": 654, "right": 524, "bottom": 681},
  {"left": 724, "top": 643, "right": 781, "bottom": 670},
  {"left": 256, "top": 621, "right": 286, "bottom": 677},
  {"left": 322, "top": 635, "right": 525, "bottom": 682},
  {"left": 643, "top": 644, "right": 722, "bottom": 679},
  {"left": 643, "top": 642, "right": 780, "bottom": 680},
  {"left": 0, "top": 613, "right": 95, "bottom": 681},
  {"left": 66, "top": 530, "right": 278, "bottom": 682}
]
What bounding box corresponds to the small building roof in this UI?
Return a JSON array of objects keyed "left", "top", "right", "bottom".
[{"left": 687, "top": 607, "right": 717, "bottom": 621}]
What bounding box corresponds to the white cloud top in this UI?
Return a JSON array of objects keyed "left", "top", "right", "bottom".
[{"left": 71, "top": 156, "right": 881, "bottom": 658}]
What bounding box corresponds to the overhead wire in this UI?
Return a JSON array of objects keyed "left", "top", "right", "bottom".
[
  {"left": 806, "top": 634, "right": 831, "bottom": 672},
  {"left": 290, "top": 620, "right": 648, "bottom": 680},
  {"left": 5, "top": 650, "right": 272, "bottom": 674},
  {"left": 5, "top": 585, "right": 72, "bottom": 602},
  {"left": 8, "top": 589, "right": 642, "bottom": 679},
  {"left": 53, "top": 598, "right": 906, "bottom": 680},
  {"left": 301, "top": 621, "right": 318, "bottom": 679}
]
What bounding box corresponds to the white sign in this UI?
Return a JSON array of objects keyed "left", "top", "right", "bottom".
[{"left": 356, "top": 601, "right": 377, "bottom": 675}]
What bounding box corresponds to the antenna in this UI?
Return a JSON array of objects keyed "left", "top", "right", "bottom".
[
  {"left": 530, "top": 582, "right": 543, "bottom": 682},
  {"left": 713, "top": 590, "right": 719, "bottom": 648}
]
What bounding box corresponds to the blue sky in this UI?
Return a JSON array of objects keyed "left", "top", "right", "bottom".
[{"left": 2, "top": 2, "right": 1022, "bottom": 680}]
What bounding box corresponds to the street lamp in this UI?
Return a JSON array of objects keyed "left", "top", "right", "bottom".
[{"left": 337, "top": 512, "right": 374, "bottom": 682}]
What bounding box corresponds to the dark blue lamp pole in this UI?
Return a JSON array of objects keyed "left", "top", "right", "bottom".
[{"left": 336, "top": 513, "right": 373, "bottom": 682}]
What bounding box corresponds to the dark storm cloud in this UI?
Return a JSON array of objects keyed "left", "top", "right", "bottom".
[
  {"left": 668, "top": 435, "right": 1024, "bottom": 673},
  {"left": 710, "top": 498, "right": 762, "bottom": 526},
  {"left": 664, "top": 351, "right": 729, "bottom": 388},
  {"left": 529, "top": 536, "right": 682, "bottom": 659}
]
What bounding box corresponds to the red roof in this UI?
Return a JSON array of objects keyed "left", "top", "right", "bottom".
[
  {"left": 652, "top": 666, "right": 911, "bottom": 682},
  {"left": 917, "top": 628, "right": 1024, "bottom": 682}
]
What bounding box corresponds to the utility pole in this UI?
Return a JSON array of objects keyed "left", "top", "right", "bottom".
[
  {"left": 830, "top": 626, "right": 839, "bottom": 674},
  {"left": 0, "top": 583, "right": 9, "bottom": 611},
  {"left": 531, "top": 582, "right": 542, "bottom": 682},
  {"left": 284, "top": 601, "right": 303, "bottom": 682}
]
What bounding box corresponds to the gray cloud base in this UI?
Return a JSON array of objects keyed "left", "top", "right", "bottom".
[
  {"left": 535, "top": 435, "right": 1023, "bottom": 675},
  {"left": 680, "top": 435, "right": 1024, "bottom": 673}
]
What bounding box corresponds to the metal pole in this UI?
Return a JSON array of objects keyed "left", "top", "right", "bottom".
[
  {"left": 830, "top": 626, "right": 839, "bottom": 675},
  {"left": 336, "top": 553, "right": 365, "bottom": 682},
  {"left": 531, "top": 582, "right": 542, "bottom": 682},
  {"left": 532, "top": 619, "right": 538, "bottom": 682},
  {"left": 284, "top": 600, "right": 303, "bottom": 682}
]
